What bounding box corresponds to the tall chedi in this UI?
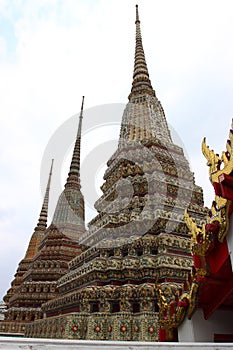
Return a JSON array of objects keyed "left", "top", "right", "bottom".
[
  {"left": 81, "top": 5, "right": 204, "bottom": 247},
  {"left": 0, "top": 159, "right": 54, "bottom": 335},
  {"left": 26, "top": 6, "right": 206, "bottom": 342},
  {"left": 0, "top": 98, "right": 85, "bottom": 336}
]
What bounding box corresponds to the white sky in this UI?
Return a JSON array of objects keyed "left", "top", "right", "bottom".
[{"left": 1, "top": 0, "right": 233, "bottom": 299}]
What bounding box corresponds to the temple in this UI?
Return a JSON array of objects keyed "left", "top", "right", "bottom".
[
  {"left": 2, "top": 4, "right": 227, "bottom": 343},
  {"left": 177, "top": 125, "right": 233, "bottom": 342}
]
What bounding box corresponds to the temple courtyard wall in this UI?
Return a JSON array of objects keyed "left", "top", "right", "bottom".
[
  {"left": 179, "top": 309, "right": 233, "bottom": 343},
  {"left": 0, "top": 338, "right": 233, "bottom": 350}
]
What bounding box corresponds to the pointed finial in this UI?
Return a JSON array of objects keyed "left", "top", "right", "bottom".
[
  {"left": 65, "top": 96, "right": 85, "bottom": 190},
  {"left": 135, "top": 4, "right": 140, "bottom": 23},
  {"left": 36, "top": 159, "right": 54, "bottom": 230},
  {"left": 128, "top": 4, "right": 155, "bottom": 100},
  {"left": 77, "top": 96, "right": 84, "bottom": 137}
]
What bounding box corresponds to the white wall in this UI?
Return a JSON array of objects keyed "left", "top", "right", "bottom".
[{"left": 179, "top": 309, "right": 233, "bottom": 342}]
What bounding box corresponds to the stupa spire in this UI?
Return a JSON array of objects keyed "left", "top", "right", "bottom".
[
  {"left": 35, "top": 159, "right": 54, "bottom": 231},
  {"left": 52, "top": 96, "right": 85, "bottom": 237},
  {"left": 128, "top": 4, "right": 155, "bottom": 100},
  {"left": 22, "top": 159, "right": 53, "bottom": 260},
  {"left": 65, "top": 96, "right": 84, "bottom": 190}
]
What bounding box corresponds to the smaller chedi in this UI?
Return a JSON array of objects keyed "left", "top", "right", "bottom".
[{"left": 0, "top": 98, "right": 85, "bottom": 336}]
